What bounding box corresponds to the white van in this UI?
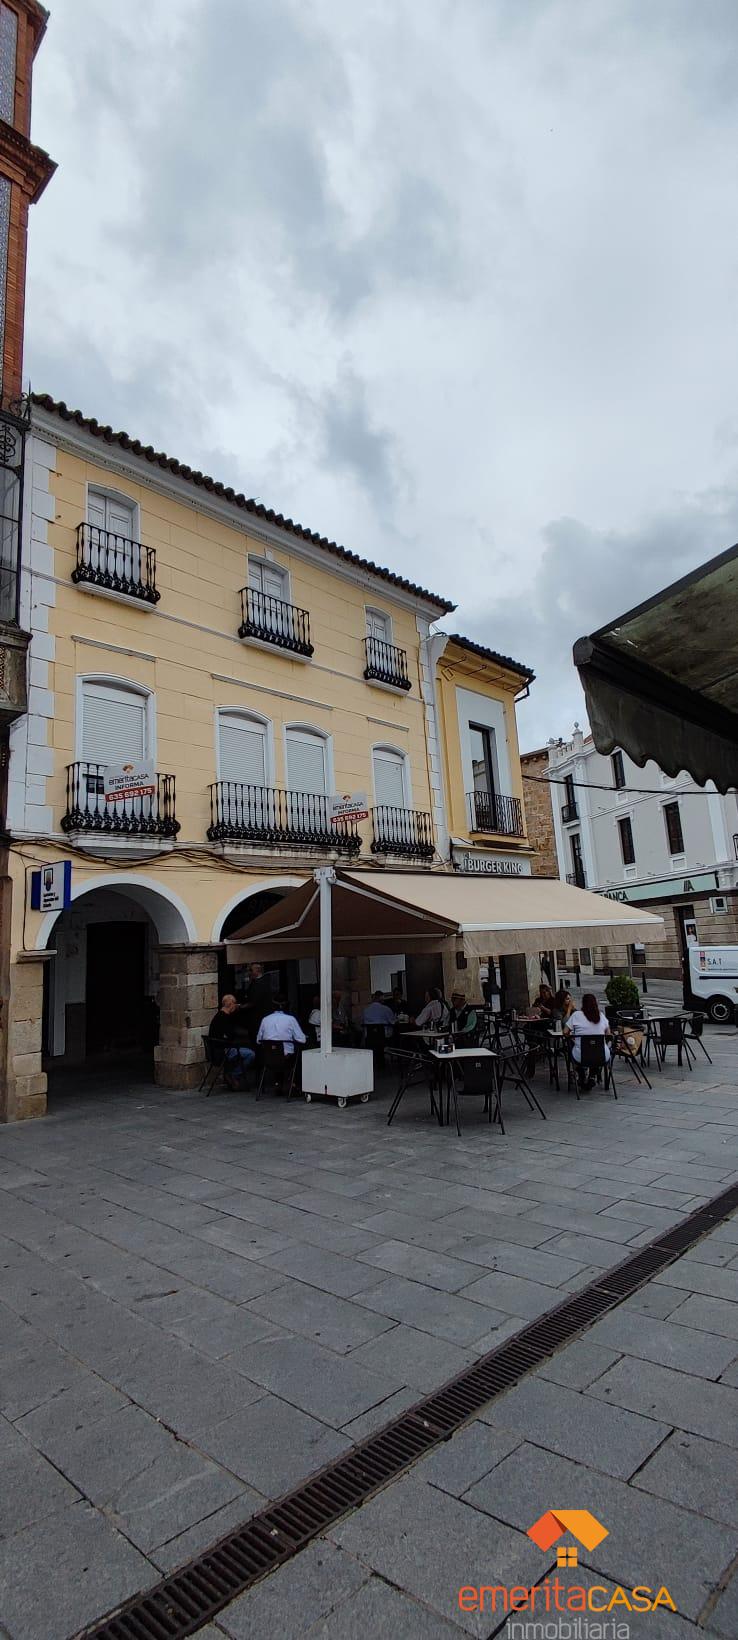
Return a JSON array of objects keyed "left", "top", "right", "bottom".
[{"left": 685, "top": 946, "right": 738, "bottom": 1023}]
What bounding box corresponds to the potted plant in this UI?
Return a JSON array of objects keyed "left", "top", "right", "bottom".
[{"left": 605, "top": 973, "right": 641, "bottom": 1022}]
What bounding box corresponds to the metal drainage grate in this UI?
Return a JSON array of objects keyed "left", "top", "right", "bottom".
[{"left": 76, "top": 1185, "right": 738, "bottom": 1640}]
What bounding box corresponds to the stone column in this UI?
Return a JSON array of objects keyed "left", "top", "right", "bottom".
[
  {"left": 1, "top": 953, "right": 47, "bottom": 1121},
  {"left": 155, "top": 944, "right": 219, "bottom": 1090}
]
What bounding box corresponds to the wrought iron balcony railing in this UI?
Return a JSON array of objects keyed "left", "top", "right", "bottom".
[
  {"left": 561, "top": 800, "right": 579, "bottom": 823},
  {"left": 61, "top": 763, "right": 179, "bottom": 838},
  {"left": 363, "top": 636, "right": 411, "bottom": 691},
  {"left": 72, "top": 523, "right": 159, "bottom": 605},
  {"left": 567, "top": 866, "right": 587, "bottom": 889},
  {"left": 208, "top": 782, "right": 360, "bottom": 853},
  {"left": 239, "top": 588, "right": 313, "bottom": 657},
  {"left": 467, "top": 790, "right": 525, "bottom": 838},
  {"left": 371, "top": 805, "right": 435, "bottom": 859}
]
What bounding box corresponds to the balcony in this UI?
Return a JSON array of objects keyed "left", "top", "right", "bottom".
[
  {"left": 208, "top": 782, "right": 360, "bottom": 853},
  {"left": 238, "top": 588, "right": 313, "bottom": 657},
  {"left": 734, "top": 833, "right": 738, "bottom": 861},
  {"left": 561, "top": 801, "right": 579, "bottom": 823},
  {"left": 72, "top": 523, "right": 159, "bottom": 606},
  {"left": 467, "top": 791, "right": 525, "bottom": 838},
  {"left": 61, "top": 763, "right": 179, "bottom": 840},
  {"left": 567, "top": 867, "right": 587, "bottom": 889},
  {"left": 371, "top": 805, "right": 435, "bottom": 860},
  {"left": 363, "top": 636, "right": 411, "bottom": 692}
]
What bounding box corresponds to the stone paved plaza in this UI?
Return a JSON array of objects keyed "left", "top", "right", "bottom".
[{"left": 1, "top": 1033, "right": 737, "bottom": 1638}]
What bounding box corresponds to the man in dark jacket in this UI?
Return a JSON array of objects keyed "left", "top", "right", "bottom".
[{"left": 209, "top": 995, "right": 255, "bottom": 1089}]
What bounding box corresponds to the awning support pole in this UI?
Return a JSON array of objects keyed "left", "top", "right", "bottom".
[{"left": 316, "top": 866, "right": 335, "bottom": 1055}]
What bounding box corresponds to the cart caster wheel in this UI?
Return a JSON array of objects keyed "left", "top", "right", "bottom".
[
  {"left": 360, "top": 1093, "right": 370, "bottom": 1103},
  {"left": 304, "top": 1093, "right": 312, "bottom": 1103},
  {"left": 337, "top": 1097, "right": 347, "bottom": 1109}
]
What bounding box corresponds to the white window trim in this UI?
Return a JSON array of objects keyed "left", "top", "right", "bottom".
[
  {"left": 456, "top": 687, "right": 512, "bottom": 799},
  {"left": 215, "top": 706, "right": 275, "bottom": 786},
  {"left": 283, "top": 722, "right": 334, "bottom": 795},
  {"left": 75, "top": 674, "right": 156, "bottom": 764},
  {"left": 85, "top": 482, "right": 141, "bottom": 542},
  {"left": 371, "top": 742, "right": 412, "bottom": 808},
  {"left": 365, "top": 606, "right": 393, "bottom": 644},
  {"left": 248, "top": 554, "right": 291, "bottom": 604}
]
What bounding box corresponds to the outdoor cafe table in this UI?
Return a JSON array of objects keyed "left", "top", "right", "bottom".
[{"left": 429, "top": 1046, "right": 497, "bottom": 1136}]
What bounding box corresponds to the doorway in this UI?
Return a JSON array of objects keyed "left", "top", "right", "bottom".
[{"left": 85, "top": 923, "right": 147, "bottom": 1055}]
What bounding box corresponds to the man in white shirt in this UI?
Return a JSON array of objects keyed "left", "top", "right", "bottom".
[{"left": 256, "top": 998, "right": 307, "bottom": 1056}]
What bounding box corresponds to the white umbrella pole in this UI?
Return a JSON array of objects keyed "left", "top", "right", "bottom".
[{"left": 317, "top": 866, "right": 335, "bottom": 1055}]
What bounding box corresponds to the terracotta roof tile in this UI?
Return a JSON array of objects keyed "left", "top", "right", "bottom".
[{"left": 446, "top": 631, "right": 535, "bottom": 682}]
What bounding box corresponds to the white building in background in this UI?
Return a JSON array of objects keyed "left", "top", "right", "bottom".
[{"left": 549, "top": 727, "right": 738, "bottom": 978}]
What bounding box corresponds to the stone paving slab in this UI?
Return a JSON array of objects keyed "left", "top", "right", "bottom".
[
  {"left": 584, "top": 1308, "right": 738, "bottom": 1379},
  {"left": 589, "top": 1354, "right": 738, "bottom": 1446},
  {"left": 0, "top": 1499, "right": 153, "bottom": 1640}
]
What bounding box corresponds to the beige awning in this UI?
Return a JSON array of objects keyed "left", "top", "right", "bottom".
[{"left": 227, "top": 869, "right": 664, "bottom": 963}]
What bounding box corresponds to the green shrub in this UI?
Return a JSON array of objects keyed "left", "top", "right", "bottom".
[{"left": 605, "top": 974, "right": 641, "bottom": 1011}]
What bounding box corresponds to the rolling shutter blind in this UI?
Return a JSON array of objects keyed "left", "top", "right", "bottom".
[
  {"left": 373, "top": 751, "right": 406, "bottom": 808},
  {"left": 219, "top": 716, "right": 267, "bottom": 787},
  {"left": 82, "top": 686, "right": 146, "bottom": 764},
  {"left": 286, "top": 731, "right": 326, "bottom": 795}
]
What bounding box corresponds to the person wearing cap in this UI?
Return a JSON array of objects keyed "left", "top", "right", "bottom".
[{"left": 449, "top": 991, "right": 479, "bottom": 1037}]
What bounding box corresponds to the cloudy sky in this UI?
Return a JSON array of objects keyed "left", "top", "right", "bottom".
[{"left": 26, "top": 0, "right": 738, "bottom": 749}]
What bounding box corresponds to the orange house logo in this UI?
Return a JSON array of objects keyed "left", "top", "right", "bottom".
[{"left": 527, "top": 1509, "right": 609, "bottom": 1568}]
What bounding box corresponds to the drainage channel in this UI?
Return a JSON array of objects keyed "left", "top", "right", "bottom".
[{"left": 75, "top": 1179, "right": 738, "bottom": 1640}]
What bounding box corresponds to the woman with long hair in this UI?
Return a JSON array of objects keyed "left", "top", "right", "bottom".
[{"left": 564, "top": 992, "right": 611, "bottom": 1091}]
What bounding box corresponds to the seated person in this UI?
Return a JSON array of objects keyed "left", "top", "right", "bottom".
[
  {"left": 412, "top": 986, "right": 450, "bottom": 1032},
  {"left": 564, "top": 993, "right": 611, "bottom": 1090},
  {"left": 208, "top": 994, "right": 256, "bottom": 1090},
  {"left": 531, "top": 983, "right": 557, "bottom": 1017},
  {"left": 449, "top": 991, "right": 478, "bottom": 1036},
  {"left": 307, "top": 994, "right": 322, "bottom": 1045},
  {"left": 362, "top": 991, "right": 396, "bottom": 1036},
  {"left": 554, "top": 986, "right": 575, "bottom": 1022},
  {"left": 257, "top": 997, "right": 307, "bottom": 1056},
  {"left": 332, "top": 990, "right": 359, "bottom": 1045}
]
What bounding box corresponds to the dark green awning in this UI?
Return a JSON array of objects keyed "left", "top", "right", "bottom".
[{"left": 574, "top": 542, "right": 738, "bottom": 793}]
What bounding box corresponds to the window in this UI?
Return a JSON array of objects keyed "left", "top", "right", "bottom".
[
  {"left": 249, "top": 558, "right": 288, "bottom": 632},
  {"left": 218, "top": 712, "right": 268, "bottom": 789},
  {"left": 611, "top": 751, "right": 625, "bottom": 790},
  {"left": 470, "top": 723, "right": 497, "bottom": 797},
  {"left": 373, "top": 747, "right": 408, "bottom": 810},
  {"left": 664, "top": 801, "right": 684, "bottom": 856},
  {"left": 88, "top": 489, "right": 136, "bottom": 540},
  {"left": 285, "top": 728, "right": 327, "bottom": 795},
  {"left": 618, "top": 814, "right": 635, "bottom": 865},
  {"left": 80, "top": 680, "right": 150, "bottom": 813},
  {"left": 570, "top": 832, "right": 585, "bottom": 886},
  {"left": 366, "top": 608, "right": 391, "bottom": 644},
  {"left": 87, "top": 488, "right": 142, "bottom": 587}
]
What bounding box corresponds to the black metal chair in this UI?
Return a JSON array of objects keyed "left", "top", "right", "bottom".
[
  {"left": 656, "top": 1016, "right": 694, "bottom": 1070},
  {"left": 365, "top": 1022, "right": 389, "bottom": 1071},
  {"left": 577, "top": 1034, "right": 617, "bottom": 1098},
  {"left": 684, "top": 1012, "right": 712, "bottom": 1064},
  {"left": 494, "top": 1044, "right": 547, "bottom": 1122},
  {"left": 257, "top": 1040, "right": 298, "bottom": 1100},
  {"left": 458, "top": 1055, "right": 503, "bottom": 1132},
  {"left": 613, "top": 1023, "right": 652, "bottom": 1089},
  {"left": 199, "top": 1034, "right": 227, "bottom": 1095}
]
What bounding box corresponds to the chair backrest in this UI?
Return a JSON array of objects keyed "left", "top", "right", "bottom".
[
  {"left": 689, "top": 1013, "right": 704, "bottom": 1037},
  {"left": 579, "top": 1034, "right": 607, "bottom": 1069},
  {"left": 658, "top": 1017, "right": 684, "bottom": 1046},
  {"left": 365, "top": 1023, "right": 388, "bottom": 1049},
  {"left": 459, "top": 1057, "right": 495, "bottom": 1094},
  {"left": 260, "top": 1039, "right": 288, "bottom": 1064},
  {"left": 618, "top": 1027, "right": 644, "bottom": 1058},
  {"left": 202, "top": 1034, "right": 224, "bottom": 1066}
]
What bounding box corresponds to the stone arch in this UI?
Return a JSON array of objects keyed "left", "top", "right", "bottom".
[
  {"left": 37, "top": 873, "right": 196, "bottom": 952},
  {"left": 210, "top": 877, "right": 304, "bottom": 943}
]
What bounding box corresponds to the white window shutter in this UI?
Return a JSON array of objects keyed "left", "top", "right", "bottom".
[
  {"left": 373, "top": 750, "right": 406, "bottom": 808},
  {"left": 366, "top": 609, "right": 390, "bottom": 641},
  {"left": 82, "top": 685, "right": 146, "bottom": 764},
  {"left": 286, "top": 732, "right": 327, "bottom": 795},
  {"left": 219, "top": 716, "right": 267, "bottom": 787},
  {"left": 250, "top": 560, "right": 287, "bottom": 600},
  {"left": 88, "top": 490, "right": 135, "bottom": 537},
  {"left": 87, "top": 490, "right": 107, "bottom": 532}
]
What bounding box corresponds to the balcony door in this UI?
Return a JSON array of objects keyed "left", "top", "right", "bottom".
[
  {"left": 469, "top": 722, "right": 497, "bottom": 827},
  {"left": 218, "top": 711, "right": 269, "bottom": 830},
  {"left": 249, "top": 559, "right": 288, "bottom": 635},
  {"left": 373, "top": 747, "right": 407, "bottom": 810},
  {"left": 286, "top": 727, "right": 329, "bottom": 835},
  {"left": 88, "top": 489, "right": 139, "bottom": 583},
  {"left": 81, "top": 680, "right": 148, "bottom": 816}
]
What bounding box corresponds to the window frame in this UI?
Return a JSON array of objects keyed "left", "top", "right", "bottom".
[
  {"left": 469, "top": 721, "right": 498, "bottom": 799},
  {"left": 283, "top": 723, "right": 334, "bottom": 797},
  {"left": 611, "top": 751, "right": 626, "bottom": 790},
  {"left": 365, "top": 606, "right": 393, "bottom": 645},
  {"left": 215, "top": 707, "right": 274, "bottom": 788},
  {"left": 248, "top": 555, "right": 290, "bottom": 606},
  {"left": 85, "top": 483, "right": 140, "bottom": 544},
  {"left": 663, "top": 800, "right": 685, "bottom": 858},
  {"left": 617, "top": 813, "right": 635, "bottom": 866},
  {"left": 75, "top": 674, "right": 156, "bottom": 765},
  {"left": 372, "top": 743, "right": 411, "bottom": 811}
]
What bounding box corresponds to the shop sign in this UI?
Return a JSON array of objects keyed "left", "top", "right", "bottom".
[
  {"left": 103, "top": 761, "right": 156, "bottom": 802},
  {"left": 30, "top": 860, "right": 72, "bottom": 912},
  {"left": 601, "top": 870, "right": 719, "bottom": 904},
  {"left": 329, "top": 791, "right": 369, "bottom": 825},
  {"left": 452, "top": 847, "right": 530, "bottom": 877}
]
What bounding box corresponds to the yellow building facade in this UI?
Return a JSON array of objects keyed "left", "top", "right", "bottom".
[{"left": 2, "top": 396, "right": 534, "bottom": 1120}]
